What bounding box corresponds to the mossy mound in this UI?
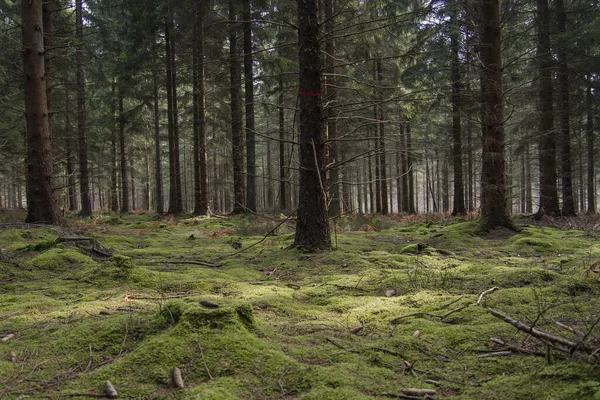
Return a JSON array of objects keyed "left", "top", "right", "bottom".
[{"left": 26, "top": 247, "right": 98, "bottom": 270}]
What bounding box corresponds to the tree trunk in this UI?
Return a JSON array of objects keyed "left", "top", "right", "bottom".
[
  {"left": 65, "top": 88, "right": 77, "bottom": 211},
  {"left": 293, "top": 0, "right": 331, "bottom": 250},
  {"left": 153, "top": 60, "right": 164, "bottom": 214},
  {"left": 118, "top": 89, "right": 129, "bottom": 213},
  {"left": 42, "top": 0, "right": 53, "bottom": 132},
  {"left": 406, "top": 119, "right": 415, "bottom": 214},
  {"left": 278, "top": 74, "right": 287, "bottom": 211},
  {"left": 110, "top": 78, "right": 119, "bottom": 212},
  {"left": 22, "top": 0, "right": 61, "bottom": 223},
  {"left": 586, "top": 80, "right": 596, "bottom": 213},
  {"left": 478, "top": 0, "right": 515, "bottom": 231},
  {"left": 193, "top": 5, "right": 209, "bottom": 216},
  {"left": 76, "top": 0, "right": 91, "bottom": 217},
  {"left": 130, "top": 155, "right": 136, "bottom": 210},
  {"left": 324, "top": 0, "right": 340, "bottom": 218},
  {"left": 243, "top": 0, "right": 256, "bottom": 213},
  {"left": 556, "top": 0, "right": 576, "bottom": 216},
  {"left": 230, "top": 0, "right": 245, "bottom": 214},
  {"left": 451, "top": 11, "right": 465, "bottom": 216},
  {"left": 376, "top": 59, "right": 388, "bottom": 215},
  {"left": 166, "top": 11, "right": 183, "bottom": 214},
  {"left": 535, "top": 0, "right": 559, "bottom": 218}
]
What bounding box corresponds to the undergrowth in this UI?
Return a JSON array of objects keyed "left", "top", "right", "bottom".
[{"left": 0, "top": 213, "right": 599, "bottom": 399}]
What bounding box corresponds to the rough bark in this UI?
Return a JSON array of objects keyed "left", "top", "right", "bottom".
[
  {"left": 118, "top": 89, "right": 129, "bottom": 213},
  {"left": 76, "top": 0, "right": 91, "bottom": 217},
  {"left": 534, "top": 0, "right": 559, "bottom": 218},
  {"left": 451, "top": 11, "right": 465, "bottom": 216},
  {"left": 293, "top": 0, "right": 331, "bottom": 250},
  {"left": 22, "top": 0, "right": 61, "bottom": 224},
  {"left": 376, "top": 59, "right": 388, "bottom": 215},
  {"left": 478, "top": 0, "right": 515, "bottom": 231},
  {"left": 586, "top": 81, "right": 595, "bottom": 213},
  {"left": 325, "top": 0, "right": 340, "bottom": 218},
  {"left": 278, "top": 74, "right": 287, "bottom": 211},
  {"left": 556, "top": 0, "right": 576, "bottom": 216},
  {"left": 65, "top": 88, "right": 77, "bottom": 211},
  {"left": 230, "top": 0, "right": 245, "bottom": 214},
  {"left": 243, "top": 0, "right": 256, "bottom": 213},
  {"left": 406, "top": 119, "right": 415, "bottom": 214},
  {"left": 193, "top": 5, "right": 209, "bottom": 216},
  {"left": 153, "top": 61, "right": 164, "bottom": 214},
  {"left": 110, "top": 78, "right": 119, "bottom": 212}
]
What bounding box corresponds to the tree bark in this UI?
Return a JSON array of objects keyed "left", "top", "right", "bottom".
[
  {"left": 406, "top": 118, "right": 415, "bottom": 214},
  {"left": 376, "top": 59, "right": 388, "bottom": 215},
  {"left": 278, "top": 74, "right": 287, "bottom": 211},
  {"left": 478, "top": 0, "right": 515, "bottom": 231},
  {"left": 243, "top": 0, "right": 256, "bottom": 213},
  {"left": 76, "top": 0, "right": 91, "bottom": 217},
  {"left": 22, "top": 0, "right": 61, "bottom": 223},
  {"left": 534, "top": 0, "right": 559, "bottom": 218},
  {"left": 229, "top": 0, "right": 245, "bottom": 214},
  {"left": 118, "top": 89, "right": 129, "bottom": 213},
  {"left": 293, "top": 0, "right": 331, "bottom": 250},
  {"left": 586, "top": 80, "right": 596, "bottom": 213},
  {"left": 65, "top": 88, "right": 77, "bottom": 211},
  {"left": 451, "top": 11, "right": 465, "bottom": 216},
  {"left": 556, "top": 0, "right": 575, "bottom": 216},
  {"left": 193, "top": 5, "right": 209, "bottom": 216},
  {"left": 110, "top": 78, "right": 119, "bottom": 212},
  {"left": 153, "top": 59, "right": 164, "bottom": 214}
]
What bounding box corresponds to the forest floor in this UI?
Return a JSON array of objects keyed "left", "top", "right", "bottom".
[{"left": 0, "top": 211, "right": 599, "bottom": 399}]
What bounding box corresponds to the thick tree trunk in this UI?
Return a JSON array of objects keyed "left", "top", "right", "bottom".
[
  {"left": 556, "top": 0, "right": 575, "bottom": 216},
  {"left": 451, "top": 12, "right": 465, "bottom": 216},
  {"left": 22, "top": 0, "right": 61, "bottom": 223},
  {"left": 243, "top": 0, "right": 256, "bottom": 213},
  {"left": 376, "top": 59, "right": 388, "bottom": 215},
  {"left": 76, "top": 0, "right": 91, "bottom": 217},
  {"left": 479, "top": 0, "right": 515, "bottom": 231},
  {"left": 534, "top": 0, "right": 559, "bottom": 218},
  {"left": 193, "top": 6, "right": 209, "bottom": 216},
  {"left": 293, "top": 0, "right": 331, "bottom": 250},
  {"left": 153, "top": 62, "right": 164, "bottom": 214},
  {"left": 42, "top": 0, "right": 53, "bottom": 132},
  {"left": 229, "top": 0, "right": 245, "bottom": 214},
  {"left": 406, "top": 119, "right": 415, "bottom": 214}
]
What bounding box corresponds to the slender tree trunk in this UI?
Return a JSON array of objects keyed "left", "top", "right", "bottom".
[
  {"left": 165, "top": 11, "right": 183, "bottom": 214},
  {"left": 243, "top": 0, "right": 256, "bottom": 212},
  {"left": 118, "top": 89, "right": 129, "bottom": 213},
  {"left": 22, "top": 0, "right": 61, "bottom": 223},
  {"left": 65, "top": 89, "right": 77, "bottom": 211},
  {"left": 535, "top": 0, "right": 559, "bottom": 218},
  {"left": 153, "top": 63, "right": 164, "bottom": 214},
  {"left": 293, "top": 0, "right": 331, "bottom": 250},
  {"left": 406, "top": 119, "right": 415, "bottom": 214},
  {"left": 76, "top": 0, "right": 91, "bottom": 217},
  {"left": 479, "top": 0, "right": 514, "bottom": 231},
  {"left": 278, "top": 75, "right": 287, "bottom": 211},
  {"left": 130, "top": 155, "right": 136, "bottom": 210},
  {"left": 229, "top": 0, "right": 245, "bottom": 214},
  {"left": 42, "top": 0, "right": 53, "bottom": 132},
  {"left": 368, "top": 138, "right": 374, "bottom": 213},
  {"left": 399, "top": 121, "right": 407, "bottom": 213},
  {"left": 556, "top": 0, "right": 575, "bottom": 216},
  {"left": 325, "top": 0, "right": 339, "bottom": 218},
  {"left": 110, "top": 78, "right": 119, "bottom": 212},
  {"left": 451, "top": 11, "right": 465, "bottom": 216},
  {"left": 376, "top": 59, "right": 388, "bottom": 214},
  {"left": 586, "top": 81, "right": 596, "bottom": 213},
  {"left": 193, "top": 6, "right": 209, "bottom": 215}
]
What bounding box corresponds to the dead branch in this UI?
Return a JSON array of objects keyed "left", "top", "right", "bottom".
[
  {"left": 490, "top": 337, "right": 542, "bottom": 356},
  {"left": 477, "top": 351, "right": 514, "bottom": 358},
  {"left": 476, "top": 287, "right": 499, "bottom": 306},
  {"left": 488, "top": 308, "right": 597, "bottom": 355},
  {"left": 157, "top": 260, "right": 222, "bottom": 268}
]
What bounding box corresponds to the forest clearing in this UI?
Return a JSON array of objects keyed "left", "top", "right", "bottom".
[{"left": 0, "top": 212, "right": 599, "bottom": 399}]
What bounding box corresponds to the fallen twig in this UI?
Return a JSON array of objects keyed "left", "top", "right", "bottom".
[
  {"left": 476, "top": 287, "right": 499, "bottom": 306},
  {"left": 477, "top": 351, "right": 514, "bottom": 358},
  {"left": 488, "top": 308, "right": 597, "bottom": 355},
  {"left": 157, "top": 260, "right": 222, "bottom": 268}
]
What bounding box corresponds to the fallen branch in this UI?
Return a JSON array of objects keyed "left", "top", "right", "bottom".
[
  {"left": 488, "top": 308, "right": 596, "bottom": 354},
  {"left": 490, "top": 337, "right": 541, "bottom": 356},
  {"left": 158, "top": 260, "right": 222, "bottom": 268},
  {"left": 476, "top": 287, "right": 499, "bottom": 306},
  {"left": 477, "top": 351, "right": 514, "bottom": 358}
]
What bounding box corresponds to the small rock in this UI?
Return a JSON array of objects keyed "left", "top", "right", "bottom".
[
  {"left": 9, "top": 350, "right": 16, "bottom": 363},
  {"left": 1, "top": 334, "right": 15, "bottom": 342},
  {"left": 104, "top": 380, "right": 118, "bottom": 399},
  {"left": 172, "top": 367, "right": 185, "bottom": 388},
  {"left": 402, "top": 388, "right": 436, "bottom": 396},
  {"left": 200, "top": 300, "right": 220, "bottom": 309},
  {"left": 385, "top": 289, "right": 397, "bottom": 297},
  {"left": 412, "top": 330, "right": 420, "bottom": 338}
]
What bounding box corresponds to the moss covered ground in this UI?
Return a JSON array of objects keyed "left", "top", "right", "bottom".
[{"left": 0, "top": 212, "right": 599, "bottom": 399}]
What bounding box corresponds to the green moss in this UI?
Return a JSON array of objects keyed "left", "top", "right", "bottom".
[{"left": 27, "top": 248, "right": 98, "bottom": 270}]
